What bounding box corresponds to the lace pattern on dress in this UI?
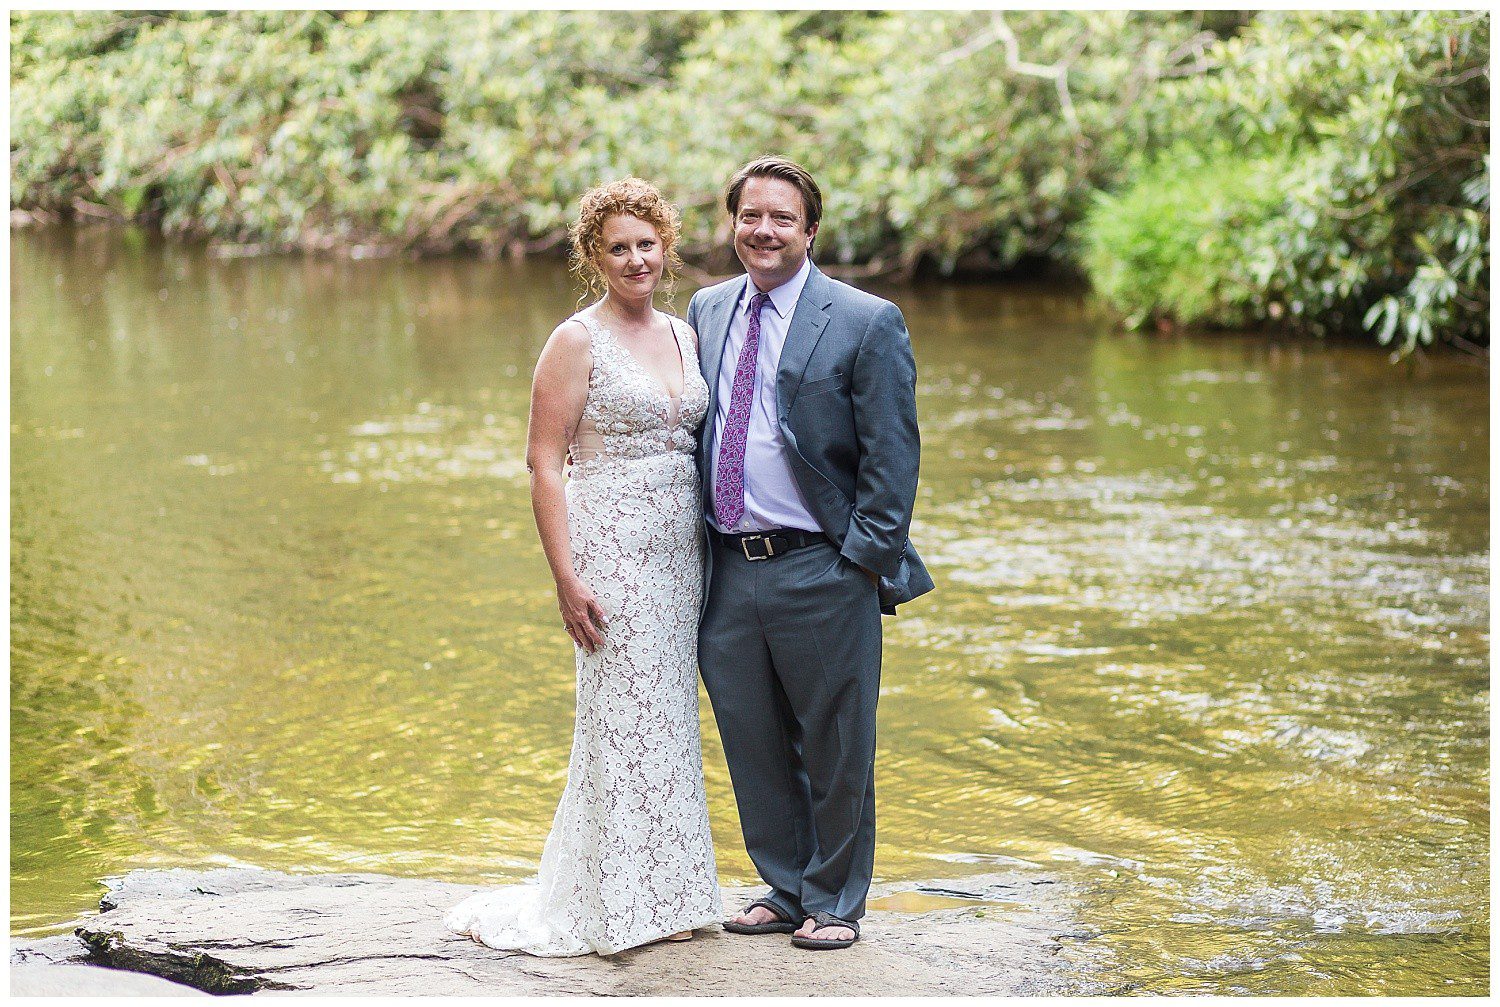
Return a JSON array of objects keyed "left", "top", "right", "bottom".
[{"left": 443, "top": 308, "right": 719, "bottom": 956}]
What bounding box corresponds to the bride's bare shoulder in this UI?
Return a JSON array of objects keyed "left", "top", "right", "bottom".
[
  {"left": 533, "top": 317, "right": 594, "bottom": 383},
  {"left": 545, "top": 316, "right": 592, "bottom": 353}
]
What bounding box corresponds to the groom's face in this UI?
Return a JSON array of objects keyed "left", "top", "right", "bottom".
[{"left": 733, "top": 176, "right": 817, "bottom": 290}]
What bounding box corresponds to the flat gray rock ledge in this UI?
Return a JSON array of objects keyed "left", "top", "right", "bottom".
[
  {"left": 9, "top": 963, "right": 209, "bottom": 997},
  {"left": 11, "top": 867, "right": 1096, "bottom": 996}
]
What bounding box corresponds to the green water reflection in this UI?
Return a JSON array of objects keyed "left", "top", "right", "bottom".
[{"left": 10, "top": 226, "right": 1487, "bottom": 993}]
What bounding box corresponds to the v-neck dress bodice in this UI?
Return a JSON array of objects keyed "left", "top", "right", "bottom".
[{"left": 568, "top": 311, "right": 709, "bottom": 468}]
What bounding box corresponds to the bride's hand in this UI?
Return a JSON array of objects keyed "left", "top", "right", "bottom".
[{"left": 558, "top": 577, "right": 607, "bottom": 653}]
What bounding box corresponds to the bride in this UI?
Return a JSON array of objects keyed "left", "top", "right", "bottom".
[{"left": 443, "top": 178, "right": 721, "bottom": 955}]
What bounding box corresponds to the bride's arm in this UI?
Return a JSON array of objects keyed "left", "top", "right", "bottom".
[{"left": 526, "top": 320, "right": 605, "bottom": 653}]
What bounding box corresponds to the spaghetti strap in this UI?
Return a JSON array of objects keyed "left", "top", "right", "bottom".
[{"left": 666, "top": 314, "right": 689, "bottom": 377}]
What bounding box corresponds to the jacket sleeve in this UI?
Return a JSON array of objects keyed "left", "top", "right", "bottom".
[
  {"left": 839, "top": 301, "right": 920, "bottom": 579},
  {"left": 686, "top": 289, "right": 702, "bottom": 333}
]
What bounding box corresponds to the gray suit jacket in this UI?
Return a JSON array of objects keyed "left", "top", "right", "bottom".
[{"left": 687, "top": 262, "right": 934, "bottom": 615}]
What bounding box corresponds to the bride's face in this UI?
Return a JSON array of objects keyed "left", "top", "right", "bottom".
[{"left": 596, "top": 214, "right": 665, "bottom": 301}]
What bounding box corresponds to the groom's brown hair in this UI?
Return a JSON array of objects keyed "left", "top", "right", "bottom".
[{"left": 725, "top": 156, "right": 823, "bottom": 231}]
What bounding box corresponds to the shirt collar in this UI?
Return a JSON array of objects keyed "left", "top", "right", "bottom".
[{"left": 739, "top": 256, "right": 811, "bottom": 320}]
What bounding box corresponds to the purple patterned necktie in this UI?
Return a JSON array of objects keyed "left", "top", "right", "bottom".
[{"left": 714, "top": 291, "right": 770, "bottom": 528}]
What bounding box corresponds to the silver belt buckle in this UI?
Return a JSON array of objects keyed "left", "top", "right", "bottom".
[{"left": 740, "top": 534, "right": 776, "bottom": 561}]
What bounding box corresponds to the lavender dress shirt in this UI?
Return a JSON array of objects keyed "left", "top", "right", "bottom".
[{"left": 707, "top": 256, "right": 820, "bottom": 534}]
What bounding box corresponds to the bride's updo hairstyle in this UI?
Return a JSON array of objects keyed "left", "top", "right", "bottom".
[{"left": 568, "top": 177, "right": 684, "bottom": 308}]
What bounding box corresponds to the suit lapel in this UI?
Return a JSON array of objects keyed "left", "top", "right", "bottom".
[
  {"left": 701, "top": 275, "right": 748, "bottom": 420},
  {"left": 699, "top": 276, "right": 746, "bottom": 509},
  {"left": 776, "top": 263, "right": 833, "bottom": 410}
]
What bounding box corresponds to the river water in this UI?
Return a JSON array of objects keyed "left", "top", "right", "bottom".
[{"left": 10, "top": 226, "right": 1488, "bottom": 993}]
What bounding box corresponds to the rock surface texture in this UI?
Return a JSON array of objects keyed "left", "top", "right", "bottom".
[
  {"left": 10, "top": 867, "right": 1091, "bottom": 996},
  {"left": 9, "top": 963, "right": 209, "bottom": 997}
]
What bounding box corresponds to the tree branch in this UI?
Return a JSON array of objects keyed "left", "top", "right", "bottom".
[
  {"left": 989, "top": 13, "right": 1080, "bottom": 135},
  {"left": 927, "top": 13, "right": 1082, "bottom": 135}
]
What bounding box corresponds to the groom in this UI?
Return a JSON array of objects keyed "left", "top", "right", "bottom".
[{"left": 688, "top": 156, "right": 933, "bottom": 950}]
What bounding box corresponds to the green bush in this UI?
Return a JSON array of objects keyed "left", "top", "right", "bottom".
[{"left": 1081, "top": 145, "right": 1289, "bottom": 329}]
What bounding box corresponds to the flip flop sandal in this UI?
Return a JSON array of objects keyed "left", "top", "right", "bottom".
[
  {"left": 790, "top": 911, "right": 860, "bottom": 950},
  {"left": 722, "top": 897, "right": 799, "bottom": 935}
]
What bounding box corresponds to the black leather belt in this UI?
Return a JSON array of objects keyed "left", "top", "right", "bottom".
[{"left": 712, "top": 527, "right": 828, "bottom": 561}]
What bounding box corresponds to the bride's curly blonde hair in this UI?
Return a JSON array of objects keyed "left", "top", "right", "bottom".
[{"left": 567, "top": 177, "right": 683, "bottom": 309}]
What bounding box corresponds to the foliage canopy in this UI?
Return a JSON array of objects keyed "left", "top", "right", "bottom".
[
  {"left": 1083, "top": 10, "right": 1488, "bottom": 357},
  {"left": 10, "top": 9, "right": 1489, "bottom": 355}
]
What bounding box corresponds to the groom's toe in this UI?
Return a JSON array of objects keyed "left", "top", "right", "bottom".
[{"left": 796, "top": 918, "right": 855, "bottom": 942}]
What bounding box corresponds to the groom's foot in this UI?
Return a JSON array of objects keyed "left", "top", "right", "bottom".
[
  {"left": 723, "top": 898, "right": 799, "bottom": 934},
  {"left": 793, "top": 915, "right": 857, "bottom": 947},
  {"left": 727, "top": 905, "right": 782, "bottom": 928}
]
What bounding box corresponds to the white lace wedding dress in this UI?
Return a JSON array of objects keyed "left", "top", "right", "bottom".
[{"left": 443, "top": 309, "right": 722, "bottom": 956}]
